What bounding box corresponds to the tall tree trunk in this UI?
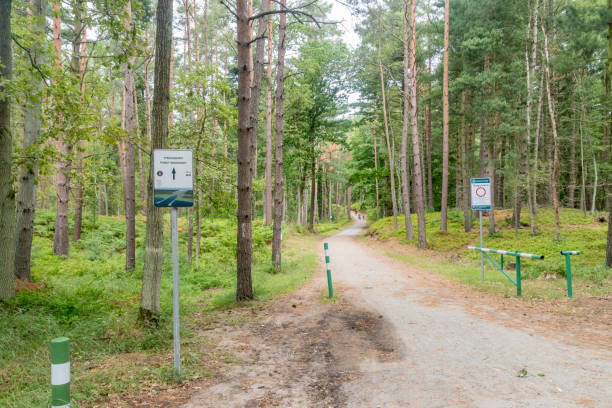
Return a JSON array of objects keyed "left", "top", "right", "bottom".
[
  {"left": 139, "top": 0, "right": 172, "bottom": 322},
  {"left": 272, "top": 1, "right": 287, "bottom": 268},
  {"left": 440, "top": 0, "right": 450, "bottom": 231},
  {"left": 373, "top": 123, "right": 380, "bottom": 219},
  {"left": 461, "top": 91, "right": 472, "bottom": 232},
  {"left": 236, "top": 0, "right": 254, "bottom": 299},
  {"left": 377, "top": 34, "right": 398, "bottom": 230},
  {"left": 426, "top": 55, "right": 433, "bottom": 209},
  {"left": 72, "top": 4, "right": 86, "bottom": 242},
  {"left": 135, "top": 85, "right": 145, "bottom": 209},
  {"left": 264, "top": 18, "right": 274, "bottom": 226},
  {"left": 568, "top": 103, "right": 577, "bottom": 208},
  {"left": 542, "top": 22, "right": 561, "bottom": 240},
  {"left": 400, "top": 0, "right": 414, "bottom": 241},
  {"left": 607, "top": 0, "right": 612, "bottom": 268},
  {"left": 308, "top": 158, "right": 316, "bottom": 231},
  {"left": 248, "top": 0, "right": 271, "bottom": 206},
  {"left": 0, "top": 0, "right": 16, "bottom": 300},
  {"left": 526, "top": 0, "right": 539, "bottom": 235},
  {"left": 52, "top": 0, "right": 72, "bottom": 257},
  {"left": 408, "top": 0, "right": 426, "bottom": 248},
  {"left": 15, "top": 0, "right": 46, "bottom": 281},
  {"left": 533, "top": 72, "right": 544, "bottom": 213},
  {"left": 122, "top": 1, "right": 136, "bottom": 271},
  {"left": 346, "top": 185, "right": 351, "bottom": 220}
]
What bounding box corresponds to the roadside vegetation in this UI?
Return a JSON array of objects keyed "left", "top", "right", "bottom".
[
  {"left": 0, "top": 210, "right": 348, "bottom": 407},
  {"left": 366, "top": 208, "right": 611, "bottom": 299}
]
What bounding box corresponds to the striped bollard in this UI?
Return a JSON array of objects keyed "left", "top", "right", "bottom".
[
  {"left": 51, "top": 337, "right": 70, "bottom": 407},
  {"left": 324, "top": 243, "right": 334, "bottom": 298}
]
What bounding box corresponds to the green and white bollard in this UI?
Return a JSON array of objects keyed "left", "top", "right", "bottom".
[
  {"left": 51, "top": 337, "right": 70, "bottom": 407},
  {"left": 324, "top": 242, "right": 334, "bottom": 298}
]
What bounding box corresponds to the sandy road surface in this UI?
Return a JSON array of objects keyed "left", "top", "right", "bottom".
[
  {"left": 328, "top": 221, "right": 612, "bottom": 408},
  {"left": 179, "top": 221, "right": 611, "bottom": 408}
]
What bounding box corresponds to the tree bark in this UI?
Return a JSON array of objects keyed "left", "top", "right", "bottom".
[
  {"left": 541, "top": 22, "right": 561, "bottom": 241},
  {"left": 272, "top": 0, "right": 287, "bottom": 268},
  {"left": 526, "top": 0, "right": 539, "bottom": 235},
  {"left": 373, "top": 123, "right": 380, "bottom": 219},
  {"left": 72, "top": 3, "right": 86, "bottom": 242},
  {"left": 400, "top": 0, "right": 414, "bottom": 241},
  {"left": 377, "top": 34, "right": 398, "bottom": 230},
  {"left": 264, "top": 18, "right": 274, "bottom": 225},
  {"left": 606, "top": 0, "right": 612, "bottom": 268},
  {"left": 308, "top": 159, "right": 316, "bottom": 232},
  {"left": 236, "top": 0, "right": 254, "bottom": 300},
  {"left": 440, "top": 0, "right": 450, "bottom": 231},
  {"left": 123, "top": 1, "right": 136, "bottom": 271},
  {"left": 139, "top": 0, "right": 172, "bottom": 322},
  {"left": 408, "top": 0, "right": 426, "bottom": 248},
  {"left": 461, "top": 91, "right": 472, "bottom": 232},
  {"left": 0, "top": 0, "right": 16, "bottom": 300},
  {"left": 52, "top": 0, "right": 72, "bottom": 257},
  {"left": 15, "top": 0, "right": 45, "bottom": 281}
]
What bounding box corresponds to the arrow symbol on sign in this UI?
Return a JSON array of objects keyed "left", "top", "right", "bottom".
[{"left": 172, "top": 168, "right": 176, "bottom": 180}]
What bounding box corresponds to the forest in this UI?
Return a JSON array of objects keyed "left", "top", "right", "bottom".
[{"left": 0, "top": 0, "right": 611, "bottom": 404}]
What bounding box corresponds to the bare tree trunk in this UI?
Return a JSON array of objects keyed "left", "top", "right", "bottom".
[
  {"left": 139, "top": 0, "right": 172, "bottom": 322},
  {"left": 526, "top": 0, "right": 538, "bottom": 235},
  {"left": 542, "top": 22, "right": 561, "bottom": 240},
  {"left": 0, "top": 0, "right": 16, "bottom": 300},
  {"left": 346, "top": 185, "right": 351, "bottom": 220},
  {"left": 606, "top": 0, "right": 612, "bottom": 268},
  {"left": 15, "top": 0, "right": 45, "bottom": 281},
  {"left": 568, "top": 103, "right": 577, "bottom": 208},
  {"left": 264, "top": 18, "right": 274, "bottom": 225},
  {"left": 271, "top": 0, "right": 286, "bottom": 268},
  {"left": 52, "top": 0, "right": 72, "bottom": 257},
  {"left": 400, "top": 0, "right": 414, "bottom": 241},
  {"left": 440, "top": 0, "right": 450, "bottom": 231},
  {"left": 408, "top": 0, "right": 426, "bottom": 248},
  {"left": 308, "top": 159, "right": 316, "bottom": 232},
  {"left": 248, "top": 0, "right": 271, "bottom": 215},
  {"left": 373, "top": 123, "right": 380, "bottom": 219},
  {"left": 135, "top": 85, "right": 145, "bottom": 209},
  {"left": 236, "top": 0, "right": 254, "bottom": 299},
  {"left": 461, "top": 91, "right": 471, "bottom": 232},
  {"left": 533, "top": 72, "right": 544, "bottom": 213},
  {"left": 122, "top": 1, "right": 136, "bottom": 271},
  {"left": 72, "top": 5, "right": 86, "bottom": 242},
  {"left": 378, "top": 34, "right": 398, "bottom": 230},
  {"left": 426, "top": 56, "right": 433, "bottom": 209}
]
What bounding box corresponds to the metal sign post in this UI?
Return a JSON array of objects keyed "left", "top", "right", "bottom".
[
  {"left": 471, "top": 178, "right": 492, "bottom": 282},
  {"left": 153, "top": 149, "right": 194, "bottom": 378}
]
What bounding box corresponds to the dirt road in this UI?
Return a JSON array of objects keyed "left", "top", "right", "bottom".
[{"left": 180, "top": 221, "right": 612, "bottom": 408}]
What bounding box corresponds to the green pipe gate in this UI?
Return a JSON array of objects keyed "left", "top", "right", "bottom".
[{"left": 467, "top": 246, "right": 544, "bottom": 296}]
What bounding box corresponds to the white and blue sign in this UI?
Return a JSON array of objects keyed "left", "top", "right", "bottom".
[
  {"left": 471, "top": 178, "right": 491, "bottom": 210},
  {"left": 153, "top": 149, "right": 194, "bottom": 207}
]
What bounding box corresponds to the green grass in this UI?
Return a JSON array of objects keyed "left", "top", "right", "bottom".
[
  {"left": 0, "top": 210, "right": 325, "bottom": 407},
  {"left": 367, "top": 208, "right": 611, "bottom": 298}
]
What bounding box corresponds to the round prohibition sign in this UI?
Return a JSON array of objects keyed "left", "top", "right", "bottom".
[{"left": 475, "top": 186, "right": 487, "bottom": 198}]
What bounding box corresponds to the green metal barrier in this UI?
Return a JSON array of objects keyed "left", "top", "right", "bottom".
[
  {"left": 560, "top": 250, "right": 580, "bottom": 298},
  {"left": 467, "top": 246, "right": 544, "bottom": 296}
]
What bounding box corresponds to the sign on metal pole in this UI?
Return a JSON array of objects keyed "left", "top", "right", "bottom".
[
  {"left": 153, "top": 149, "right": 194, "bottom": 207},
  {"left": 153, "top": 149, "right": 193, "bottom": 378},
  {"left": 470, "top": 178, "right": 491, "bottom": 210},
  {"left": 471, "top": 178, "right": 491, "bottom": 282}
]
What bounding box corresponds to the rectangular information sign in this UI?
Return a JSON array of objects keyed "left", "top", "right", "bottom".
[
  {"left": 471, "top": 177, "right": 491, "bottom": 210},
  {"left": 153, "top": 149, "right": 194, "bottom": 207}
]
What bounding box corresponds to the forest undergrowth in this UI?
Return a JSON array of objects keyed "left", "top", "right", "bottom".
[{"left": 0, "top": 210, "right": 348, "bottom": 407}]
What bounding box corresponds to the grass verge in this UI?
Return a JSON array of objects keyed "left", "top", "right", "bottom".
[
  {"left": 367, "top": 208, "right": 611, "bottom": 299},
  {"left": 0, "top": 210, "right": 330, "bottom": 407}
]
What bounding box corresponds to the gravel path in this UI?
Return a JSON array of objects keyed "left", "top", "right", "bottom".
[{"left": 328, "top": 221, "right": 612, "bottom": 408}]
